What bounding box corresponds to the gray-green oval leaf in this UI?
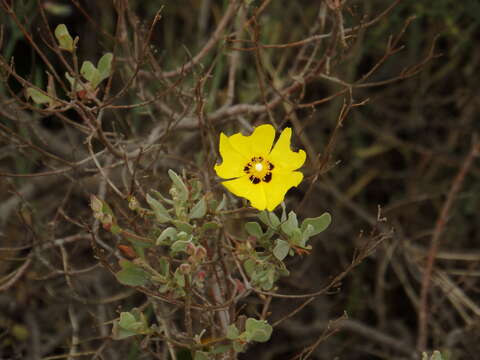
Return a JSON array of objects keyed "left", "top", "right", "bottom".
[
  {"left": 26, "top": 87, "right": 53, "bottom": 105},
  {"left": 300, "top": 212, "right": 331, "bottom": 236},
  {"left": 245, "top": 222, "right": 263, "bottom": 238},
  {"left": 244, "top": 318, "right": 273, "bottom": 343},
  {"left": 146, "top": 193, "right": 171, "bottom": 223},
  {"left": 280, "top": 211, "right": 298, "bottom": 236},
  {"left": 116, "top": 260, "right": 150, "bottom": 286},
  {"left": 226, "top": 324, "right": 240, "bottom": 340},
  {"left": 54, "top": 24, "right": 75, "bottom": 51},
  {"left": 258, "top": 211, "right": 280, "bottom": 229},
  {"left": 168, "top": 169, "right": 189, "bottom": 202},
  {"left": 156, "top": 227, "right": 177, "bottom": 245},
  {"left": 189, "top": 197, "right": 207, "bottom": 220},
  {"left": 194, "top": 351, "right": 210, "bottom": 360},
  {"left": 273, "top": 239, "right": 290, "bottom": 261},
  {"left": 80, "top": 61, "right": 99, "bottom": 84},
  {"left": 97, "top": 53, "right": 113, "bottom": 83},
  {"left": 170, "top": 240, "right": 190, "bottom": 255}
]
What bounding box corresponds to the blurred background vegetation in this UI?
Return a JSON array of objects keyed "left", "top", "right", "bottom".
[{"left": 1, "top": 0, "right": 479, "bottom": 359}]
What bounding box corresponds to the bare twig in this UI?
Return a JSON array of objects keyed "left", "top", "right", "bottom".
[{"left": 417, "top": 137, "right": 479, "bottom": 351}]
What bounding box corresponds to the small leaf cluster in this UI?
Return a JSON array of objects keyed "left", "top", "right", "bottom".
[
  {"left": 90, "top": 194, "right": 121, "bottom": 234},
  {"left": 66, "top": 53, "right": 112, "bottom": 94},
  {"left": 226, "top": 318, "right": 273, "bottom": 353},
  {"left": 25, "top": 73, "right": 61, "bottom": 109},
  {"left": 91, "top": 170, "right": 218, "bottom": 299},
  {"left": 239, "top": 208, "right": 331, "bottom": 290},
  {"left": 192, "top": 318, "right": 273, "bottom": 359},
  {"left": 112, "top": 309, "right": 154, "bottom": 340},
  {"left": 26, "top": 24, "right": 112, "bottom": 106}
]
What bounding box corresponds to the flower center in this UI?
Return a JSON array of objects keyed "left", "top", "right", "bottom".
[{"left": 243, "top": 156, "right": 274, "bottom": 184}]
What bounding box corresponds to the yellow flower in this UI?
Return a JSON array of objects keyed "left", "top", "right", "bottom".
[{"left": 214, "top": 124, "right": 306, "bottom": 211}]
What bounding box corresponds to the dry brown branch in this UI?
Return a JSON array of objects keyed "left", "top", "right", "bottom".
[{"left": 417, "top": 137, "right": 479, "bottom": 351}]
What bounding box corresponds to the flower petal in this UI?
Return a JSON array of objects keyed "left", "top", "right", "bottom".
[
  {"left": 250, "top": 124, "right": 275, "bottom": 156},
  {"left": 268, "top": 127, "right": 306, "bottom": 171},
  {"left": 229, "top": 124, "right": 275, "bottom": 158},
  {"left": 264, "top": 171, "right": 303, "bottom": 211},
  {"left": 215, "top": 133, "right": 248, "bottom": 179},
  {"left": 221, "top": 176, "right": 267, "bottom": 210},
  {"left": 228, "top": 132, "right": 251, "bottom": 158}
]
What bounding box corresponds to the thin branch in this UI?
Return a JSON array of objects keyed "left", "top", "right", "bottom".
[{"left": 416, "top": 137, "right": 479, "bottom": 351}]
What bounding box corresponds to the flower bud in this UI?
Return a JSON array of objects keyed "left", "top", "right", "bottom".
[
  {"left": 196, "top": 270, "right": 206, "bottom": 282},
  {"left": 179, "top": 263, "right": 191, "bottom": 274},
  {"left": 90, "top": 195, "right": 103, "bottom": 213},
  {"left": 195, "top": 245, "right": 207, "bottom": 261},
  {"left": 128, "top": 196, "right": 139, "bottom": 210},
  {"left": 102, "top": 221, "right": 111, "bottom": 232},
  {"left": 186, "top": 243, "right": 196, "bottom": 255}
]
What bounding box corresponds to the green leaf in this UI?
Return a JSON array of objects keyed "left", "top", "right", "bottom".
[
  {"left": 226, "top": 324, "right": 240, "bottom": 340},
  {"left": 201, "top": 222, "right": 219, "bottom": 231},
  {"left": 300, "top": 223, "right": 316, "bottom": 247},
  {"left": 112, "top": 320, "right": 137, "bottom": 340},
  {"left": 211, "top": 344, "right": 231, "bottom": 354},
  {"left": 290, "top": 228, "right": 305, "bottom": 248},
  {"left": 273, "top": 239, "right": 290, "bottom": 261},
  {"left": 251, "top": 267, "right": 275, "bottom": 290},
  {"left": 172, "top": 220, "right": 194, "bottom": 234},
  {"left": 300, "top": 212, "right": 331, "bottom": 237},
  {"left": 124, "top": 235, "right": 152, "bottom": 250},
  {"left": 170, "top": 240, "right": 190, "bottom": 255},
  {"left": 158, "top": 257, "right": 170, "bottom": 277},
  {"left": 97, "top": 53, "right": 113, "bottom": 84},
  {"left": 156, "top": 227, "right": 177, "bottom": 245},
  {"left": 116, "top": 260, "right": 150, "bottom": 286},
  {"left": 65, "top": 72, "right": 83, "bottom": 92},
  {"left": 150, "top": 189, "right": 175, "bottom": 205},
  {"left": 261, "top": 269, "right": 275, "bottom": 290},
  {"left": 118, "top": 311, "right": 135, "bottom": 325},
  {"left": 118, "top": 312, "right": 141, "bottom": 332},
  {"left": 159, "top": 284, "right": 170, "bottom": 294},
  {"left": 113, "top": 310, "right": 150, "bottom": 340},
  {"left": 243, "top": 259, "right": 256, "bottom": 277},
  {"left": 146, "top": 194, "right": 171, "bottom": 223},
  {"left": 263, "top": 228, "right": 275, "bottom": 241},
  {"left": 280, "top": 202, "right": 287, "bottom": 222},
  {"left": 80, "top": 60, "right": 100, "bottom": 86},
  {"left": 189, "top": 196, "right": 207, "bottom": 220},
  {"left": 194, "top": 351, "right": 209, "bottom": 360},
  {"left": 215, "top": 194, "right": 227, "bottom": 212},
  {"left": 174, "top": 268, "right": 185, "bottom": 287},
  {"left": 168, "top": 169, "right": 189, "bottom": 202},
  {"left": 258, "top": 211, "right": 280, "bottom": 228},
  {"left": 44, "top": 3, "right": 72, "bottom": 16},
  {"left": 245, "top": 222, "right": 263, "bottom": 238},
  {"left": 189, "top": 178, "right": 203, "bottom": 201},
  {"left": 26, "top": 87, "right": 54, "bottom": 105},
  {"left": 54, "top": 24, "right": 75, "bottom": 52},
  {"left": 280, "top": 211, "right": 298, "bottom": 236},
  {"left": 422, "top": 352, "right": 445, "bottom": 360},
  {"left": 244, "top": 318, "right": 273, "bottom": 343},
  {"left": 232, "top": 340, "right": 245, "bottom": 353}
]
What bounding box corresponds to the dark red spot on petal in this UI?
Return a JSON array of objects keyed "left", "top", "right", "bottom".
[
  {"left": 262, "top": 172, "right": 272, "bottom": 183},
  {"left": 249, "top": 175, "right": 261, "bottom": 184}
]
